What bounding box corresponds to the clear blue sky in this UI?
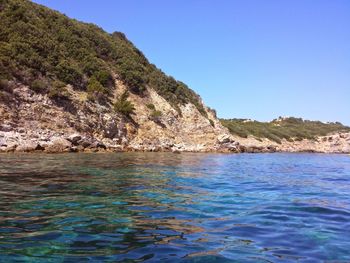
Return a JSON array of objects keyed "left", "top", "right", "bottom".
[{"left": 32, "top": 0, "right": 350, "bottom": 124}]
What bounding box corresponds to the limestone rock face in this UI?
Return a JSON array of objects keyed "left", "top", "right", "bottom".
[
  {"left": 0, "top": 81, "right": 235, "bottom": 153},
  {"left": 0, "top": 81, "right": 349, "bottom": 154}
]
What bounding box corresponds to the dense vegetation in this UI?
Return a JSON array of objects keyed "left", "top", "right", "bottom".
[
  {"left": 0, "top": 0, "right": 207, "bottom": 115},
  {"left": 221, "top": 117, "right": 350, "bottom": 144}
]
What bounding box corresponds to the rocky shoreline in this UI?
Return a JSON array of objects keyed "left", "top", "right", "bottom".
[
  {"left": 1, "top": 85, "right": 349, "bottom": 155},
  {"left": 1, "top": 128, "right": 349, "bottom": 154},
  {"left": 0, "top": 128, "right": 239, "bottom": 154}
]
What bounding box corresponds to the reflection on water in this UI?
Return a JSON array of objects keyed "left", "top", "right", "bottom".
[{"left": 0, "top": 153, "right": 350, "bottom": 262}]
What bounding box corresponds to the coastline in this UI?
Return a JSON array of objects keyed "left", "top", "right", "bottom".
[
  {"left": 1, "top": 130, "right": 349, "bottom": 154},
  {"left": 1, "top": 78, "right": 349, "bottom": 156}
]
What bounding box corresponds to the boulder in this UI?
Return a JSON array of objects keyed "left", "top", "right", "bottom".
[
  {"left": 266, "top": 146, "right": 277, "bottom": 153},
  {"left": 218, "top": 134, "right": 232, "bottom": 144},
  {"left": 45, "top": 137, "right": 72, "bottom": 153},
  {"left": 109, "top": 145, "right": 124, "bottom": 152},
  {"left": 217, "top": 140, "right": 240, "bottom": 152},
  {"left": 341, "top": 144, "right": 350, "bottom": 153},
  {"left": 0, "top": 137, "right": 6, "bottom": 147},
  {"left": 67, "top": 133, "right": 82, "bottom": 145},
  {"left": 17, "top": 128, "right": 26, "bottom": 133},
  {"left": 77, "top": 137, "right": 93, "bottom": 148},
  {"left": 89, "top": 141, "right": 106, "bottom": 149},
  {"left": 227, "top": 143, "right": 240, "bottom": 152},
  {"left": 72, "top": 145, "right": 84, "bottom": 152},
  {"left": 70, "top": 146, "right": 79, "bottom": 152},
  {"left": 239, "top": 145, "right": 258, "bottom": 153},
  {"left": 103, "top": 118, "right": 120, "bottom": 139},
  {"left": 339, "top": 133, "right": 347, "bottom": 139},
  {"left": 0, "top": 143, "right": 17, "bottom": 152},
  {"left": 16, "top": 141, "right": 42, "bottom": 152},
  {"left": 0, "top": 124, "right": 13, "bottom": 132}
]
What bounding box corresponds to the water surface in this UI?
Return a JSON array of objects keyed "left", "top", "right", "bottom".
[{"left": 0, "top": 153, "right": 350, "bottom": 262}]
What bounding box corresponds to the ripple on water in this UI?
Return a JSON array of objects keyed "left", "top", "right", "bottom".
[{"left": 0, "top": 153, "right": 349, "bottom": 262}]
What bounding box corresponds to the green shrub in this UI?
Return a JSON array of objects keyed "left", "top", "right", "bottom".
[
  {"left": 86, "top": 77, "right": 107, "bottom": 103},
  {"left": 149, "top": 110, "right": 162, "bottom": 124},
  {"left": 0, "top": 79, "right": 9, "bottom": 90},
  {"left": 82, "top": 56, "right": 105, "bottom": 76},
  {"left": 48, "top": 80, "right": 69, "bottom": 100},
  {"left": 0, "top": 79, "right": 12, "bottom": 93},
  {"left": 86, "top": 93, "right": 95, "bottom": 102},
  {"left": 55, "top": 60, "right": 83, "bottom": 87},
  {"left": 119, "top": 68, "right": 145, "bottom": 94},
  {"left": 0, "top": 91, "right": 11, "bottom": 103},
  {"left": 150, "top": 110, "right": 162, "bottom": 119},
  {"left": 146, "top": 103, "right": 155, "bottom": 110},
  {"left": 209, "top": 119, "right": 215, "bottom": 127},
  {"left": 114, "top": 91, "right": 135, "bottom": 117},
  {"left": 93, "top": 70, "right": 113, "bottom": 87},
  {"left": 30, "top": 79, "right": 47, "bottom": 92},
  {"left": 87, "top": 77, "right": 106, "bottom": 94}
]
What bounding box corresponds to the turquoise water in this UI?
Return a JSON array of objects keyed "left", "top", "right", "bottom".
[{"left": 0, "top": 153, "right": 350, "bottom": 262}]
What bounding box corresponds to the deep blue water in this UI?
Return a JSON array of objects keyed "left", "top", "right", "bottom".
[{"left": 0, "top": 153, "right": 350, "bottom": 262}]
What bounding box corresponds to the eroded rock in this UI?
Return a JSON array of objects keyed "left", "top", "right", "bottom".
[
  {"left": 67, "top": 133, "right": 82, "bottom": 145},
  {"left": 45, "top": 138, "right": 72, "bottom": 153},
  {"left": 16, "top": 141, "right": 41, "bottom": 152}
]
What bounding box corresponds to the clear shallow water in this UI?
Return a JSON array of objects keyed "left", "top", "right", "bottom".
[{"left": 0, "top": 153, "right": 350, "bottom": 262}]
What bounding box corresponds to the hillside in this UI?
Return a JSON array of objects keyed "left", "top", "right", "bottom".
[
  {"left": 221, "top": 117, "right": 350, "bottom": 143},
  {"left": 0, "top": 0, "right": 206, "bottom": 115},
  {"left": 221, "top": 117, "right": 350, "bottom": 153},
  {"left": 0, "top": 0, "right": 235, "bottom": 153}
]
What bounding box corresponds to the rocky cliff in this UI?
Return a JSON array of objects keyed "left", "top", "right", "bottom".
[
  {"left": 0, "top": 78, "right": 238, "bottom": 153},
  {"left": 221, "top": 118, "right": 350, "bottom": 154},
  {"left": 230, "top": 132, "right": 350, "bottom": 154},
  {"left": 1, "top": 80, "right": 349, "bottom": 154},
  {"left": 0, "top": 0, "right": 239, "bottom": 153}
]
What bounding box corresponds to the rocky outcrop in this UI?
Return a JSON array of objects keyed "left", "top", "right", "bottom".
[
  {"left": 230, "top": 132, "right": 350, "bottom": 154},
  {"left": 277, "top": 133, "right": 350, "bottom": 153},
  {"left": 1, "top": 82, "right": 349, "bottom": 154},
  {"left": 0, "top": 130, "right": 109, "bottom": 153},
  {"left": 45, "top": 138, "right": 72, "bottom": 153},
  {"left": 0, "top": 80, "right": 237, "bottom": 153}
]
